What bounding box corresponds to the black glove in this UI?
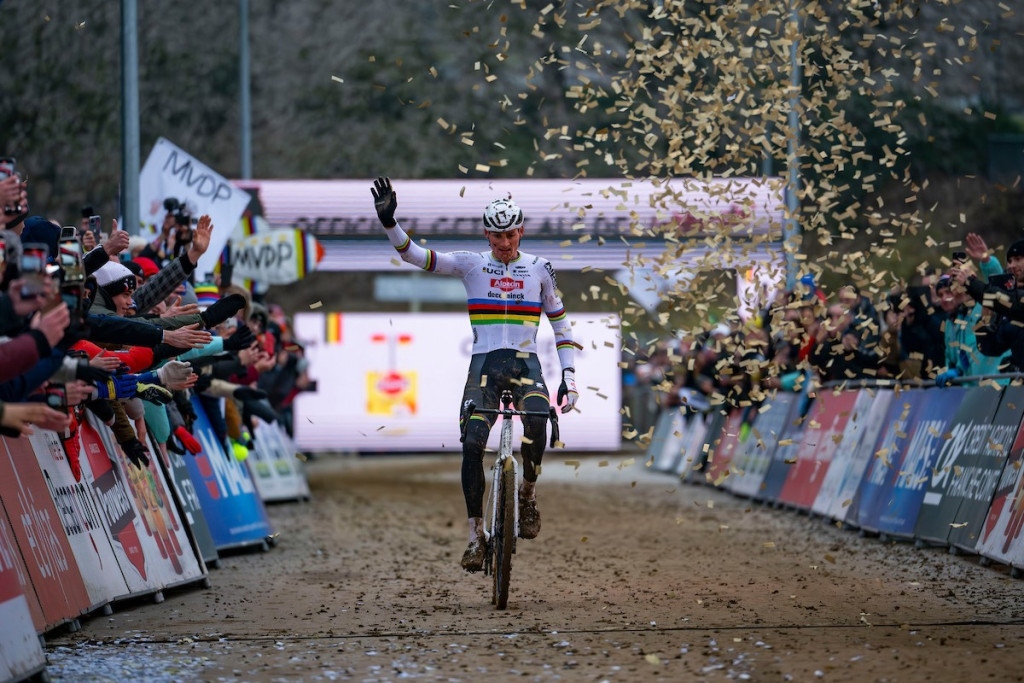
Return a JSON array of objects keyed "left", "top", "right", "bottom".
[
  {"left": 200, "top": 293, "right": 246, "bottom": 328},
  {"left": 242, "top": 398, "right": 278, "bottom": 426},
  {"left": 122, "top": 438, "right": 150, "bottom": 470},
  {"left": 75, "top": 360, "right": 113, "bottom": 383},
  {"left": 371, "top": 177, "right": 397, "bottom": 227},
  {"left": 85, "top": 398, "right": 115, "bottom": 424},
  {"left": 223, "top": 325, "right": 256, "bottom": 352},
  {"left": 193, "top": 373, "right": 213, "bottom": 393},
  {"left": 233, "top": 386, "right": 267, "bottom": 402},
  {"left": 175, "top": 392, "right": 198, "bottom": 431}
]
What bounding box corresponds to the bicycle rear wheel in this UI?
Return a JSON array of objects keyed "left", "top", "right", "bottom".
[{"left": 492, "top": 456, "right": 516, "bottom": 609}]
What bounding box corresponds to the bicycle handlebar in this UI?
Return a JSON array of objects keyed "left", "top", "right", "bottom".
[{"left": 459, "top": 399, "right": 561, "bottom": 449}]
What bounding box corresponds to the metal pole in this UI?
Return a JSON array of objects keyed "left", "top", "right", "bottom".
[
  {"left": 120, "top": 0, "right": 140, "bottom": 235},
  {"left": 239, "top": 0, "right": 253, "bottom": 179},
  {"left": 784, "top": 0, "right": 801, "bottom": 290}
]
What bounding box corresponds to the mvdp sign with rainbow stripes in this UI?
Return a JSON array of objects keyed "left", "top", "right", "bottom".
[{"left": 232, "top": 229, "right": 324, "bottom": 285}]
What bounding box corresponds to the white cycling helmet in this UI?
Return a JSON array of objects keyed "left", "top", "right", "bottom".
[{"left": 482, "top": 197, "right": 524, "bottom": 232}]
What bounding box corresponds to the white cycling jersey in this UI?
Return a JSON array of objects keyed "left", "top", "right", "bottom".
[{"left": 385, "top": 222, "right": 578, "bottom": 370}]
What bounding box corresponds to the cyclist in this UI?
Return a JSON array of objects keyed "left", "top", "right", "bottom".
[{"left": 371, "top": 177, "right": 580, "bottom": 572}]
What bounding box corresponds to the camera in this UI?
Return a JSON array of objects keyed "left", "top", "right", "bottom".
[
  {"left": 87, "top": 215, "right": 102, "bottom": 241},
  {"left": 163, "top": 197, "right": 193, "bottom": 227},
  {"left": 19, "top": 243, "right": 49, "bottom": 298},
  {"left": 951, "top": 251, "right": 968, "bottom": 264},
  {"left": 0, "top": 156, "right": 25, "bottom": 216},
  {"left": 44, "top": 384, "right": 67, "bottom": 412}
]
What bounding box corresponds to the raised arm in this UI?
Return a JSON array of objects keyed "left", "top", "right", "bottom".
[
  {"left": 539, "top": 259, "right": 581, "bottom": 412},
  {"left": 371, "top": 176, "right": 476, "bottom": 276}
]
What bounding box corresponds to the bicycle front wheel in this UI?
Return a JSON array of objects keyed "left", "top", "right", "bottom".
[{"left": 492, "top": 456, "right": 516, "bottom": 609}]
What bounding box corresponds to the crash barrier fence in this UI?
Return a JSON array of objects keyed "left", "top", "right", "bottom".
[
  {"left": 0, "top": 397, "right": 310, "bottom": 683},
  {"left": 647, "top": 375, "right": 1024, "bottom": 578}
]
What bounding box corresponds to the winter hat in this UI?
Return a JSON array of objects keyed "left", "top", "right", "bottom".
[
  {"left": 194, "top": 281, "right": 220, "bottom": 311},
  {"left": 1008, "top": 240, "right": 1024, "bottom": 260},
  {"left": 20, "top": 216, "right": 60, "bottom": 261},
  {"left": 131, "top": 256, "right": 159, "bottom": 279},
  {"left": 94, "top": 261, "right": 137, "bottom": 297}
]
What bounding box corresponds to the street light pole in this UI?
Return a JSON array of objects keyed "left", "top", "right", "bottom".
[
  {"left": 240, "top": 0, "right": 253, "bottom": 180},
  {"left": 120, "top": 0, "right": 140, "bottom": 234},
  {"left": 784, "top": 0, "right": 802, "bottom": 290}
]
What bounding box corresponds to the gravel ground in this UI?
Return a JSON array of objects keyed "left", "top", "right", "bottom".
[{"left": 44, "top": 452, "right": 1024, "bottom": 682}]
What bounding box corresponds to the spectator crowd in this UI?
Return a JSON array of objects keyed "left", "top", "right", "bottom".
[
  {"left": 0, "top": 156, "right": 313, "bottom": 479},
  {"left": 622, "top": 231, "right": 1024, "bottom": 435}
]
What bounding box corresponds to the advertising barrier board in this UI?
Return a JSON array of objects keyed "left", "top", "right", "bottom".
[
  {"left": 648, "top": 409, "right": 681, "bottom": 473},
  {"left": 759, "top": 399, "right": 811, "bottom": 503},
  {"left": 248, "top": 417, "right": 311, "bottom": 503},
  {"left": 702, "top": 409, "right": 746, "bottom": 488},
  {"left": 180, "top": 397, "right": 273, "bottom": 551},
  {"left": 779, "top": 390, "right": 860, "bottom": 510},
  {"left": 0, "top": 436, "right": 91, "bottom": 631},
  {"left": 915, "top": 387, "right": 1015, "bottom": 547},
  {"left": 683, "top": 410, "right": 726, "bottom": 483},
  {"left": 674, "top": 412, "right": 710, "bottom": 479},
  {"left": 817, "top": 390, "right": 894, "bottom": 522},
  {"left": 978, "top": 395, "right": 1024, "bottom": 568},
  {"left": 0, "top": 507, "right": 46, "bottom": 681},
  {"left": 946, "top": 387, "right": 1023, "bottom": 552},
  {"left": 83, "top": 414, "right": 206, "bottom": 591},
  {"left": 26, "top": 428, "right": 129, "bottom": 611},
  {"left": 727, "top": 394, "right": 797, "bottom": 499},
  {"left": 152, "top": 437, "right": 219, "bottom": 567}
]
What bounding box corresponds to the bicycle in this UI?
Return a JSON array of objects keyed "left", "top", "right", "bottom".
[{"left": 460, "top": 389, "right": 560, "bottom": 609}]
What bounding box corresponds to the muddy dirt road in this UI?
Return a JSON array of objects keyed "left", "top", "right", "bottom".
[{"left": 47, "top": 453, "right": 1024, "bottom": 681}]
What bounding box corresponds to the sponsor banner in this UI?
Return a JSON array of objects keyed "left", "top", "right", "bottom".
[
  {"left": 77, "top": 415, "right": 157, "bottom": 595},
  {"left": 25, "top": 428, "right": 129, "bottom": 610},
  {"left": 820, "top": 390, "right": 894, "bottom": 522},
  {"left": 849, "top": 392, "right": 926, "bottom": 530},
  {"left": 151, "top": 437, "right": 219, "bottom": 567},
  {"left": 874, "top": 389, "right": 966, "bottom": 536},
  {"left": 238, "top": 177, "right": 785, "bottom": 240},
  {"left": 0, "top": 436, "right": 91, "bottom": 630},
  {"left": 779, "top": 390, "right": 860, "bottom": 510},
  {"left": 82, "top": 414, "right": 206, "bottom": 589},
  {"left": 978, "top": 389, "right": 1024, "bottom": 567},
  {"left": 726, "top": 393, "right": 798, "bottom": 499},
  {"left": 248, "top": 417, "right": 311, "bottom": 503},
  {"left": 915, "top": 387, "right": 1013, "bottom": 546},
  {"left": 759, "top": 398, "right": 812, "bottom": 503},
  {"left": 683, "top": 410, "right": 726, "bottom": 483},
  {"left": 0, "top": 506, "right": 46, "bottom": 680},
  {"left": 947, "top": 388, "right": 1023, "bottom": 551},
  {"left": 702, "top": 409, "right": 746, "bottom": 488},
  {"left": 674, "top": 412, "right": 710, "bottom": 479},
  {"left": 856, "top": 389, "right": 966, "bottom": 535},
  {"left": 139, "top": 137, "right": 251, "bottom": 278},
  {"left": 293, "top": 313, "right": 622, "bottom": 452},
  {"left": 648, "top": 409, "right": 681, "bottom": 473},
  {"left": 181, "top": 397, "right": 273, "bottom": 550},
  {"left": 230, "top": 228, "right": 324, "bottom": 285}
]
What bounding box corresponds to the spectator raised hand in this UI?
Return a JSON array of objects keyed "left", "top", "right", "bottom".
[
  {"left": 964, "top": 232, "right": 991, "bottom": 264},
  {"left": 187, "top": 214, "right": 213, "bottom": 266},
  {"left": 162, "top": 323, "right": 213, "bottom": 349},
  {"left": 102, "top": 219, "right": 130, "bottom": 259},
  {"left": 1, "top": 401, "right": 70, "bottom": 435}
]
